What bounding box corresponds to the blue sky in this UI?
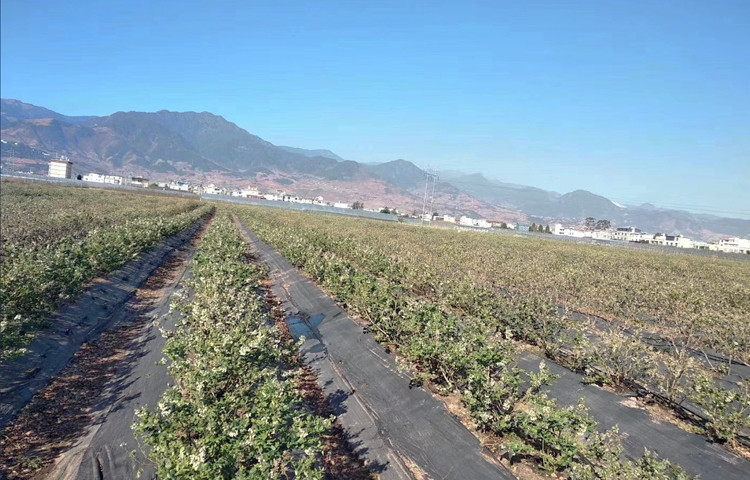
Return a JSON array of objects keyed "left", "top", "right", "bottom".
[{"left": 2, "top": 1, "right": 749, "bottom": 217}]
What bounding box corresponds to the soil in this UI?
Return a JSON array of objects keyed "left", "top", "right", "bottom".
[{"left": 264, "top": 284, "right": 375, "bottom": 480}]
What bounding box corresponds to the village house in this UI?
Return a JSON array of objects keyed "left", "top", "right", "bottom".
[{"left": 83, "top": 173, "right": 123, "bottom": 185}]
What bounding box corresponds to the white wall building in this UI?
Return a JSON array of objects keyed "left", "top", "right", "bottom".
[
  {"left": 168, "top": 181, "right": 190, "bottom": 191},
  {"left": 612, "top": 227, "right": 642, "bottom": 242},
  {"left": 130, "top": 177, "right": 149, "bottom": 188},
  {"left": 458, "top": 216, "right": 491, "bottom": 228},
  {"left": 240, "top": 186, "right": 260, "bottom": 197},
  {"left": 204, "top": 184, "right": 225, "bottom": 195},
  {"left": 561, "top": 228, "right": 589, "bottom": 238},
  {"left": 48, "top": 158, "right": 73, "bottom": 179},
  {"left": 442, "top": 215, "right": 456, "bottom": 223},
  {"left": 475, "top": 219, "right": 491, "bottom": 229},
  {"left": 82, "top": 173, "right": 123, "bottom": 185},
  {"left": 591, "top": 231, "right": 613, "bottom": 240},
  {"left": 717, "top": 237, "right": 750, "bottom": 254}
]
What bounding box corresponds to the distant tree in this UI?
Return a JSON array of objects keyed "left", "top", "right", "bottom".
[
  {"left": 500, "top": 222, "right": 508, "bottom": 229},
  {"left": 584, "top": 217, "right": 597, "bottom": 230},
  {"left": 595, "top": 219, "right": 611, "bottom": 231},
  {"left": 380, "top": 207, "right": 391, "bottom": 214},
  {"left": 352, "top": 201, "right": 364, "bottom": 210},
  {"left": 530, "top": 223, "right": 537, "bottom": 232},
  {"left": 545, "top": 225, "right": 551, "bottom": 234}
]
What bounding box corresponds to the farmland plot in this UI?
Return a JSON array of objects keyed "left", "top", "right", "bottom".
[
  {"left": 235, "top": 205, "right": 750, "bottom": 478},
  {"left": 2, "top": 200, "right": 370, "bottom": 479},
  {"left": 0, "top": 180, "right": 212, "bottom": 358},
  {"left": 135, "top": 212, "right": 364, "bottom": 479}
]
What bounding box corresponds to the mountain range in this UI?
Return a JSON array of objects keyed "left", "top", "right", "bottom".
[{"left": 2, "top": 98, "right": 748, "bottom": 241}]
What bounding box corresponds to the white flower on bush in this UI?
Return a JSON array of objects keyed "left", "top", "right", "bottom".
[
  {"left": 189, "top": 446, "right": 207, "bottom": 469},
  {"left": 158, "top": 401, "right": 171, "bottom": 417}
]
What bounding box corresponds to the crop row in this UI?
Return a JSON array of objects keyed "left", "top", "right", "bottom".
[
  {"left": 0, "top": 197, "right": 213, "bottom": 359},
  {"left": 234, "top": 207, "right": 750, "bottom": 448},
  {"left": 134, "top": 212, "right": 331, "bottom": 479},
  {"left": 235, "top": 207, "right": 693, "bottom": 478},
  {"left": 256, "top": 208, "right": 750, "bottom": 365},
  {"left": 1, "top": 180, "right": 203, "bottom": 251}
]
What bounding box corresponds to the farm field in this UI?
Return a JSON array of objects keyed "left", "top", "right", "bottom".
[
  {"left": 0, "top": 179, "right": 213, "bottom": 358},
  {"left": 1, "top": 192, "right": 371, "bottom": 479},
  {"left": 2, "top": 181, "right": 747, "bottom": 480},
  {"left": 135, "top": 212, "right": 345, "bottom": 479},
  {"left": 234, "top": 216, "right": 515, "bottom": 479},
  {"left": 234, "top": 205, "right": 750, "bottom": 478}
]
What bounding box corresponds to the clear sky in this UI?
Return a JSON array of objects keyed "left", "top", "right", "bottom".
[{"left": 2, "top": 0, "right": 749, "bottom": 217}]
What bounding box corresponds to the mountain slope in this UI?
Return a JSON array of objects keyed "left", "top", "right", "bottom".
[
  {"left": 277, "top": 146, "right": 345, "bottom": 162},
  {"left": 367, "top": 159, "right": 426, "bottom": 190},
  {"left": 0, "top": 99, "right": 96, "bottom": 129},
  {"left": 535, "top": 189, "right": 624, "bottom": 219},
  {"left": 443, "top": 173, "right": 560, "bottom": 212},
  {"left": 2, "top": 98, "right": 748, "bottom": 240},
  {"left": 0, "top": 99, "right": 366, "bottom": 179}
]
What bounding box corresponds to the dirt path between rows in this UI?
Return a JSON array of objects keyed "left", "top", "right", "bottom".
[
  {"left": 0, "top": 218, "right": 211, "bottom": 480},
  {"left": 235, "top": 219, "right": 514, "bottom": 480},
  {"left": 514, "top": 352, "right": 750, "bottom": 479}
]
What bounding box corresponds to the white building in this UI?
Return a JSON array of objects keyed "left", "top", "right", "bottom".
[
  {"left": 205, "top": 184, "right": 225, "bottom": 195},
  {"left": 130, "top": 176, "right": 149, "bottom": 188},
  {"left": 561, "top": 228, "right": 589, "bottom": 238},
  {"left": 168, "top": 181, "right": 190, "bottom": 192},
  {"left": 646, "top": 233, "right": 694, "bottom": 248},
  {"left": 612, "top": 227, "right": 643, "bottom": 242},
  {"left": 717, "top": 237, "right": 750, "bottom": 254},
  {"left": 475, "top": 219, "right": 491, "bottom": 229},
  {"left": 240, "top": 186, "right": 260, "bottom": 197},
  {"left": 48, "top": 158, "right": 72, "bottom": 179},
  {"left": 442, "top": 215, "right": 456, "bottom": 223},
  {"left": 592, "top": 231, "right": 613, "bottom": 240},
  {"left": 82, "top": 173, "right": 123, "bottom": 185},
  {"left": 458, "top": 216, "right": 491, "bottom": 228}
]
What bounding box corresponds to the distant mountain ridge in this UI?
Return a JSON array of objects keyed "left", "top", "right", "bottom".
[
  {"left": 277, "top": 146, "right": 345, "bottom": 162},
  {"left": 2, "top": 98, "right": 748, "bottom": 240}
]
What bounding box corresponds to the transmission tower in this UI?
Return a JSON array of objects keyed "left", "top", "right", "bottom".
[{"left": 421, "top": 168, "right": 439, "bottom": 223}]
